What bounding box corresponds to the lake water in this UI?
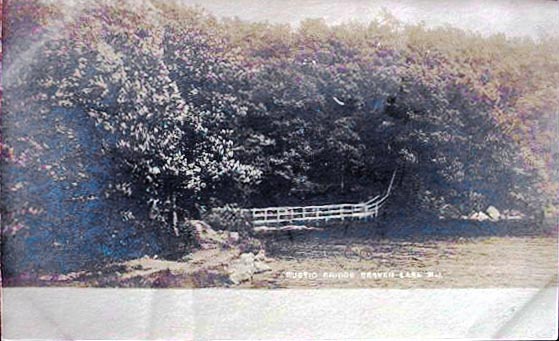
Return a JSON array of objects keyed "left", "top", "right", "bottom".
[{"left": 178, "top": 0, "right": 559, "bottom": 40}]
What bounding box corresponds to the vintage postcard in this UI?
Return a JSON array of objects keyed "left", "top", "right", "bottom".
[{"left": 1, "top": 0, "right": 558, "bottom": 339}]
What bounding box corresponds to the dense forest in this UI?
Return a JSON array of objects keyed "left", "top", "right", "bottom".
[{"left": 2, "top": 0, "right": 558, "bottom": 275}]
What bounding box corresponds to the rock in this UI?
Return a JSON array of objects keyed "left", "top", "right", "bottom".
[
  {"left": 502, "top": 210, "right": 524, "bottom": 220},
  {"left": 39, "top": 273, "right": 75, "bottom": 281},
  {"left": 239, "top": 252, "right": 255, "bottom": 263},
  {"left": 228, "top": 262, "right": 254, "bottom": 284},
  {"left": 191, "top": 220, "right": 224, "bottom": 249},
  {"left": 228, "top": 232, "right": 240, "bottom": 244},
  {"left": 255, "top": 249, "right": 267, "bottom": 261},
  {"left": 477, "top": 211, "right": 491, "bottom": 221},
  {"left": 254, "top": 261, "right": 272, "bottom": 274},
  {"left": 486, "top": 206, "right": 500, "bottom": 221},
  {"left": 228, "top": 253, "right": 256, "bottom": 284},
  {"left": 39, "top": 275, "right": 53, "bottom": 281},
  {"left": 470, "top": 211, "right": 491, "bottom": 221},
  {"left": 254, "top": 250, "right": 272, "bottom": 273},
  {"left": 191, "top": 220, "right": 242, "bottom": 249},
  {"left": 227, "top": 252, "right": 272, "bottom": 283}
]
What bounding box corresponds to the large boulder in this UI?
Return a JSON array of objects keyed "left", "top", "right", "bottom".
[{"left": 486, "top": 206, "right": 500, "bottom": 221}]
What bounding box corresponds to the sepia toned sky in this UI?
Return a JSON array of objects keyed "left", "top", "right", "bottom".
[{"left": 177, "top": 0, "right": 559, "bottom": 39}]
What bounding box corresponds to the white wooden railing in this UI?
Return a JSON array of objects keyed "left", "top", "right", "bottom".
[{"left": 213, "top": 171, "right": 396, "bottom": 226}]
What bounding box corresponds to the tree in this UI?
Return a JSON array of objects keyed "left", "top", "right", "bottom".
[{"left": 38, "top": 3, "right": 261, "bottom": 235}]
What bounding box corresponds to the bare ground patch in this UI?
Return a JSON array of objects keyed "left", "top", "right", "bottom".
[
  {"left": 9, "top": 222, "right": 556, "bottom": 289},
  {"left": 249, "top": 234, "right": 557, "bottom": 288}
]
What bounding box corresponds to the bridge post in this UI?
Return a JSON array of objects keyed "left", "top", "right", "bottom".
[{"left": 386, "top": 170, "right": 397, "bottom": 196}]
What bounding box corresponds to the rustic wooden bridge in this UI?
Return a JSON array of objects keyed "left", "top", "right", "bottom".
[{"left": 213, "top": 171, "right": 397, "bottom": 227}]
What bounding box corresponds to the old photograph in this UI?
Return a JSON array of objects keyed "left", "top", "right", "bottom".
[{"left": 1, "top": 0, "right": 558, "bottom": 339}]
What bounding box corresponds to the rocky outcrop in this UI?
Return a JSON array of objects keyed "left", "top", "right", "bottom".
[
  {"left": 191, "top": 220, "right": 241, "bottom": 250},
  {"left": 227, "top": 250, "right": 272, "bottom": 284},
  {"left": 190, "top": 221, "right": 271, "bottom": 285}
]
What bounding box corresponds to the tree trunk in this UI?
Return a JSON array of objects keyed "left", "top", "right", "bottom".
[
  {"left": 340, "top": 164, "right": 345, "bottom": 193},
  {"left": 172, "top": 193, "right": 179, "bottom": 237}
]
